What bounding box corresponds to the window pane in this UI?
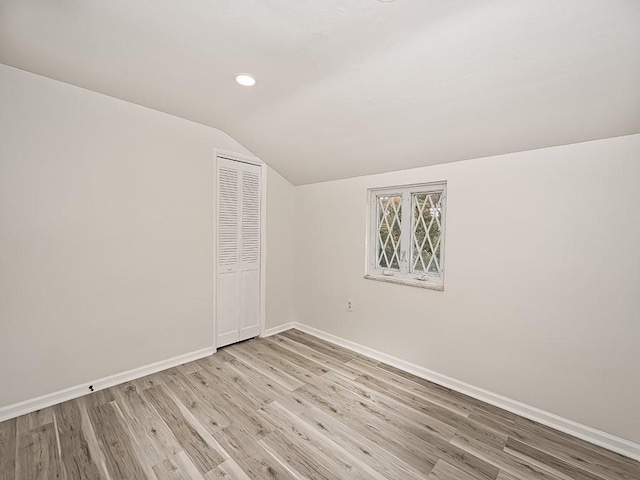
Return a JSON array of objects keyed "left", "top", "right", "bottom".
[
  {"left": 412, "top": 192, "right": 443, "bottom": 274},
  {"left": 376, "top": 195, "right": 402, "bottom": 270}
]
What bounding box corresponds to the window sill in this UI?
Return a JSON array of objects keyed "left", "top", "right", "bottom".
[{"left": 364, "top": 274, "right": 444, "bottom": 291}]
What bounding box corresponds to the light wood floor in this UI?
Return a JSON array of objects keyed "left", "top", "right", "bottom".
[{"left": 0, "top": 329, "right": 638, "bottom": 480}]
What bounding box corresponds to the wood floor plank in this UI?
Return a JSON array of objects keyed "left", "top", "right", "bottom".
[
  {"left": 259, "top": 428, "right": 343, "bottom": 480},
  {"left": 236, "top": 340, "right": 325, "bottom": 385},
  {"left": 82, "top": 389, "right": 115, "bottom": 411},
  {"left": 144, "top": 384, "right": 225, "bottom": 474},
  {"left": 279, "top": 329, "right": 358, "bottom": 364},
  {"left": 77, "top": 397, "right": 112, "bottom": 480},
  {"left": 259, "top": 401, "right": 388, "bottom": 480},
  {"left": 259, "top": 338, "right": 331, "bottom": 377},
  {"left": 299, "top": 404, "right": 428, "bottom": 480},
  {"left": 88, "top": 402, "right": 150, "bottom": 480},
  {"left": 4, "top": 329, "right": 638, "bottom": 480},
  {"left": 152, "top": 456, "right": 189, "bottom": 480},
  {"left": 323, "top": 370, "right": 457, "bottom": 441},
  {"left": 198, "top": 355, "right": 271, "bottom": 408},
  {"left": 176, "top": 361, "right": 202, "bottom": 376},
  {"left": 133, "top": 366, "right": 186, "bottom": 391},
  {"left": 356, "top": 370, "right": 473, "bottom": 418},
  {"left": 112, "top": 382, "right": 182, "bottom": 468},
  {"left": 152, "top": 450, "right": 206, "bottom": 480},
  {"left": 16, "top": 408, "right": 54, "bottom": 435},
  {"left": 16, "top": 423, "right": 63, "bottom": 480},
  {"left": 280, "top": 329, "right": 381, "bottom": 366},
  {"left": 451, "top": 431, "right": 563, "bottom": 480},
  {"left": 468, "top": 410, "right": 516, "bottom": 440},
  {"left": 265, "top": 334, "right": 364, "bottom": 379},
  {"left": 209, "top": 424, "right": 296, "bottom": 480},
  {"left": 347, "top": 359, "right": 474, "bottom": 416},
  {"left": 188, "top": 369, "right": 272, "bottom": 438},
  {"left": 174, "top": 371, "right": 241, "bottom": 434},
  {"left": 354, "top": 372, "right": 507, "bottom": 449},
  {"left": 205, "top": 458, "right": 252, "bottom": 480},
  {"left": 294, "top": 382, "right": 438, "bottom": 474},
  {"left": 210, "top": 349, "right": 236, "bottom": 364},
  {"left": 428, "top": 459, "right": 487, "bottom": 480},
  {"left": 165, "top": 370, "right": 233, "bottom": 431},
  {"left": 224, "top": 358, "right": 307, "bottom": 415},
  {"left": 53, "top": 401, "right": 103, "bottom": 480},
  {"left": 509, "top": 418, "right": 640, "bottom": 480},
  {"left": 503, "top": 437, "right": 604, "bottom": 480},
  {"left": 161, "top": 385, "right": 232, "bottom": 464},
  {"left": 300, "top": 373, "right": 499, "bottom": 480},
  {"left": 224, "top": 343, "right": 305, "bottom": 391},
  {"left": 496, "top": 471, "right": 522, "bottom": 480},
  {"left": 0, "top": 418, "right": 17, "bottom": 480},
  {"left": 306, "top": 372, "right": 467, "bottom": 471},
  {"left": 376, "top": 361, "right": 495, "bottom": 412}
]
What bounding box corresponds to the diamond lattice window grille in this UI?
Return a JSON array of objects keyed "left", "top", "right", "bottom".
[
  {"left": 376, "top": 195, "right": 402, "bottom": 270},
  {"left": 412, "top": 192, "right": 443, "bottom": 274},
  {"left": 368, "top": 182, "right": 446, "bottom": 289}
]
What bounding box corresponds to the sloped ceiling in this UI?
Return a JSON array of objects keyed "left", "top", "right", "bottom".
[{"left": 1, "top": 0, "right": 639, "bottom": 185}]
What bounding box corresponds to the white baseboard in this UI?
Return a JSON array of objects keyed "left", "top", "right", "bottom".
[
  {"left": 262, "top": 322, "right": 297, "bottom": 338},
  {"left": 291, "top": 322, "right": 640, "bottom": 462},
  {"left": 0, "top": 346, "right": 215, "bottom": 423}
]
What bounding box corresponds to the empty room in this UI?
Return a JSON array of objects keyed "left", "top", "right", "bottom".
[{"left": 1, "top": 1, "right": 639, "bottom": 479}]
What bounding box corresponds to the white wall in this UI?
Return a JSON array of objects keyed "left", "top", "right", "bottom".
[
  {"left": 0, "top": 64, "right": 293, "bottom": 408},
  {"left": 294, "top": 134, "right": 640, "bottom": 443},
  {"left": 265, "top": 167, "right": 296, "bottom": 329}
]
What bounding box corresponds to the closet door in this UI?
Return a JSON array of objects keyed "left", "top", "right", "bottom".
[{"left": 217, "top": 158, "right": 261, "bottom": 348}]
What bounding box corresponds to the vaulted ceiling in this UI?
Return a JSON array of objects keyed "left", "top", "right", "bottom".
[{"left": 1, "top": 0, "right": 639, "bottom": 185}]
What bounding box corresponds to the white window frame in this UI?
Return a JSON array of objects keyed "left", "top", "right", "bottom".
[{"left": 365, "top": 181, "right": 447, "bottom": 290}]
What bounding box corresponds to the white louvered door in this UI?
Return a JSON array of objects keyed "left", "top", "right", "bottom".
[{"left": 217, "top": 158, "right": 262, "bottom": 348}]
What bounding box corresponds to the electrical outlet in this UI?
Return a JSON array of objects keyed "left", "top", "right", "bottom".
[{"left": 347, "top": 298, "right": 353, "bottom": 312}]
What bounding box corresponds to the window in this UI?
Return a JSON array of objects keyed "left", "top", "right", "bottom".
[{"left": 366, "top": 181, "right": 446, "bottom": 290}]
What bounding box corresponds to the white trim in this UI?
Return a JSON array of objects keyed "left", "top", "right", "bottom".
[
  {"left": 290, "top": 322, "right": 640, "bottom": 462},
  {"left": 261, "top": 322, "right": 297, "bottom": 338},
  {"left": 0, "top": 347, "right": 214, "bottom": 423},
  {"left": 215, "top": 148, "right": 263, "bottom": 166},
  {"left": 212, "top": 150, "right": 220, "bottom": 351},
  {"left": 260, "top": 163, "right": 268, "bottom": 337},
  {"left": 364, "top": 274, "right": 445, "bottom": 290}
]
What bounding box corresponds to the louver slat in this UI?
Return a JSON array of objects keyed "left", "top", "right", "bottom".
[
  {"left": 241, "top": 170, "right": 260, "bottom": 264},
  {"left": 218, "top": 167, "right": 239, "bottom": 266}
]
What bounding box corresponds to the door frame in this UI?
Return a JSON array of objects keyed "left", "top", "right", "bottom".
[{"left": 213, "top": 148, "right": 267, "bottom": 350}]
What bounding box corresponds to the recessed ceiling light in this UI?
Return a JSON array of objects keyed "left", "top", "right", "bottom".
[{"left": 235, "top": 74, "right": 256, "bottom": 87}]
